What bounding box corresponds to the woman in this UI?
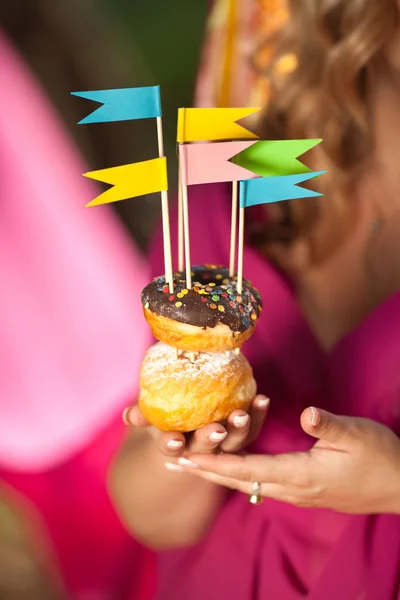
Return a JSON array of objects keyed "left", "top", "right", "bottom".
[{"left": 111, "top": 1, "right": 400, "bottom": 598}]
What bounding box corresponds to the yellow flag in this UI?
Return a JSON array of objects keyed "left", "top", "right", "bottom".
[
  {"left": 177, "top": 107, "right": 260, "bottom": 143},
  {"left": 83, "top": 157, "right": 168, "bottom": 207}
]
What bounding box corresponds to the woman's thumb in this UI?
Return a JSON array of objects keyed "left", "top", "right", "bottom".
[{"left": 301, "top": 407, "right": 351, "bottom": 445}]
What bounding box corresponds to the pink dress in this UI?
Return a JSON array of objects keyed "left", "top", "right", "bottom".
[
  {"left": 0, "top": 30, "right": 154, "bottom": 599},
  {"left": 151, "top": 184, "right": 400, "bottom": 600}
]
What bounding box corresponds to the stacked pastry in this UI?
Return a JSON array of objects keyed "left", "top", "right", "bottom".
[{"left": 139, "top": 265, "right": 262, "bottom": 431}]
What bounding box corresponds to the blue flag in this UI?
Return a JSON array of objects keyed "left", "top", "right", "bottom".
[
  {"left": 71, "top": 86, "right": 162, "bottom": 124},
  {"left": 239, "top": 171, "right": 327, "bottom": 208}
]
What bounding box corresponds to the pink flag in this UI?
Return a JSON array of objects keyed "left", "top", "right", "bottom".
[{"left": 179, "top": 141, "right": 257, "bottom": 186}]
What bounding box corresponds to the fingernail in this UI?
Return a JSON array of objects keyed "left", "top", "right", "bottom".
[
  {"left": 311, "top": 407, "right": 320, "bottom": 426},
  {"left": 209, "top": 431, "right": 228, "bottom": 442},
  {"left": 255, "top": 396, "right": 270, "bottom": 408},
  {"left": 122, "top": 407, "right": 130, "bottom": 426},
  {"left": 233, "top": 414, "right": 249, "bottom": 428},
  {"left": 165, "top": 462, "right": 184, "bottom": 472},
  {"left": 167, "top": 439, "right": 184, "bottom": 449},
  {"left": 177, "top": 457, "right": 198, "bottom": 468}
]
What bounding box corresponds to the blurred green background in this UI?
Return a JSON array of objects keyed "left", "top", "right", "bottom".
[
  {"left": 100, "top": 0, "right": 208, "bottom": 246},
  {"left": 102, "top": 0, "right": 208, "bottom": 164},
  {"left": 0, "top": 0, "right": 208, "bottom": 248}
]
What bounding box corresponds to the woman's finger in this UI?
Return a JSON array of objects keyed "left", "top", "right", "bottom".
[
  {"left": 158, "top": 432, "right": 187, "bottom": 457},
  {"left": 187, "top": 423, "right": 228, "bottom": 454},
  {"left": 176, "top": 465, "right": 290, "bottom": 501},
  {"left": 220, "top": 410, "right": 251, "bottom": 453},
  {"left": 123, "top": 405, "right": 149, "bottom": 428},
  {"left": 246, "top": 395, "right": 270, "bottom": 445},
  {"left": 181, "top": 451, "right": 311, "bottom": 486}
]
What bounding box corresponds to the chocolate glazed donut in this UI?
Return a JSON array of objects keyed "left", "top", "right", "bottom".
[{"left": 141, "top": 265, "right": 263, "bottom": 352}]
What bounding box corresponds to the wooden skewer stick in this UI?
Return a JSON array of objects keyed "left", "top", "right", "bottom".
[
  {"left": 177, "top": 172, "right": 184, "bottom": 272},
  {"left": 181, "top": 183, "right": 192, "bottom": 289},
  {"left": 156, "top": 116, "right": 174, "bottom": 292},
  {"left": 237, "top": 205, "right": 245, "bottom": 295},
  {"left": 229, "top": 181, "right": 238, "bottom": 277}
]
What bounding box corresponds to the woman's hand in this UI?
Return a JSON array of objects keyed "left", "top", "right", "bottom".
[
  {"left": 123, "top": 395, "right": 269, "bottom": 468},
  {"left": 176, "top": 407, "right": 400, "bottom": 515}
]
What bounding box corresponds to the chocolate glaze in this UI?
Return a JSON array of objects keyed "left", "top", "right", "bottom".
[{"left": 141, "top": 264, "right": 262, "bottom": 333}]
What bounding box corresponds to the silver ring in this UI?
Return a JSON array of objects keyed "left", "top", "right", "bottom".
[{"left": 248, "top": 481, "right": 263, "bottom": 505}]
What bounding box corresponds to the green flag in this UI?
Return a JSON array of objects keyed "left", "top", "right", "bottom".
[{"left": 231, "top": 139, "right": 322, "bottom": 177}]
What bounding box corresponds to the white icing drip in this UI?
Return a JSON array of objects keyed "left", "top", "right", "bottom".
[{"left": 141, "top": 342, "right": 243, "bottom": 380}]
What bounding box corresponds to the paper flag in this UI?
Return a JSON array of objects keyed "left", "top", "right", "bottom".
[
  {"left": 71, "top": 86, "right": 162, "bottom": 124},
  {"left": 239, "top": 171, "right": 327, "bottom": 208},
  {"left": 179, "top": 141, "right": 258, "bottom": 186},
  {"left": 231, "top": 139, "right": 322, "bottom": 177},
  {"left": 177, "top": 107, "right": 260, "bottom": 143},
  {"left": 84, "top": 157, "right": 168, "bottom": 207}
]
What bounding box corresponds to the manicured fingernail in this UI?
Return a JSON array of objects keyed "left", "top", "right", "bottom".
[
  {"left": 255, "top": 396, "right": 270, "bottom": 408},
  {"left": 165, "top": 462, "right": 184, "bottom": 472},
  {"left": 311, "top": 407, "right": 320, "bottom": 426},
  {"left": 122, "top": 407, "right": 130, "bottom": 425},
  {"left": 177, "top": 457, "right": 198, "bottom": 468},
  {"left": 209, "top": 431, "right": 228, "bottom": 442},
  {"left": 233, "top": 414, "right": 249, "bottom": 428},
  {"left": 167, "top": 439, "right": 184, "bottom": 449}
]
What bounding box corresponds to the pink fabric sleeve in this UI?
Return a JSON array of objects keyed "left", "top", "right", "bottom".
[{"left": 0, "top": 30, "right": 151, "bottom": 471}]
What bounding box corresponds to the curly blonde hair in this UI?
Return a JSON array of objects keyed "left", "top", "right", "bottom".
[{"left": 252, "top": 0, "right": 399, "bottom": 265}]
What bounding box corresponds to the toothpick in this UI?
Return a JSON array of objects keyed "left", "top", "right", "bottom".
[
  {"left": 178, "top": 171, "right": 184, "bottom": 272},
  {"left": 182, "top": 183, "right": 192, "bottom": 289},
  {"left": 229, "top": 181, "right": 238, "bottom": 277},
  {"left": 237, "top": 206, "right": 245, "bottom": 295},
  {"left": 156, "top": 116, "right": 173, "bottom": 292}
]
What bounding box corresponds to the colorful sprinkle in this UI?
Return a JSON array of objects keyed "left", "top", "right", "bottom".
[
  {"left": 182, "top": 289, "right": 189, "bottom": 295},
  {"left": 216, "top": 274, "right": 223, "bottom": 280},
  {"left": 251, "top": 312, "right": 257, "bottom": 321},
  {"left": 162, "top": 286, "right": 169, "bottom": 294},
  {"left": 169, "top": 295, "right": 175, "bottom": 301},
  {"left": 198, "top": 289, "right": 206, "bottom": 295},
  {"left": 175, "top": 301, "right": 183, "bottom": 307},
  {"left": 206, "top": 286, "right": 213, "bottom": 292},
  {"left": 227, "top": 288, "right": 233, "bottom": 295},
  {"left": 236, "top": 296, "right": 243, "bottom": 303},
  {"left": 229, "top": 295, "right": 236, "bottom": 301},
  {"left": 229, "top": 301, "right": 235, "bottom": 308},
  {"left": 222, "top": 292, "right": 228, "bottom": 297},
  {"left": 238, "top": 305, "right": 244, "bottom": 312},
  {"left": 210, "top": 303, "right": 217, "bottom": 309},
  {"left": 193, "top": 286, "right": 200, "bottom": 292},
  {"left": 212, "top": 294, "right": 220, "bottom": 302},
  {"left": 218, "top": 305, "right": 225, "bottom": 312},
  {"left": 242, "top": 317, "right": 251, "bottom": 328},
  {"left": 177, "top": 292, "right": 184, "bottom": 298},
  {"left": 209, "top": 282, "right": 216, "bottom": 287},
  {"left": 222, "top": 279, "right": 229, "bottom": 284},
  {"left": 201, "top": 297, "right": 208, "bottom": 303}
]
